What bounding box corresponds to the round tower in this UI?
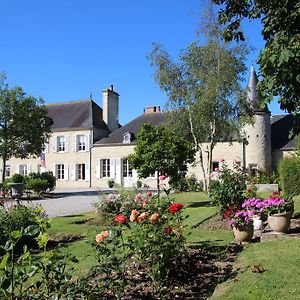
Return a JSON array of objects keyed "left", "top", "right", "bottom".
[{"left": 243, "top": 66, "right": 271, "bottom": 174}]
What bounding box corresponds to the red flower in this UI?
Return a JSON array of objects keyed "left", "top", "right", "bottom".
[
  {"left": 165, "top": 226, "right": 172, "bottom": 235},
  {"left": 114, "top": 214, "right": 127, "bottom": 224},
  {"left": 168, "top": 203, "right": 184, "bottom": 213}
]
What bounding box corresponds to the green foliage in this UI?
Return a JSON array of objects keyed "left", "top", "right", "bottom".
[
  {"left": 213, "top": 0, "right": 300, "bottom": 121},
  {"left": 0, "top": 205, "right": 49, "bottom": 248},
  {"left": 39, "top": 171, "right": 56, "bottom": 192},
  {"left": 209, "top": 164, "right": 247, "bottom": 212},
  {"left": 170, "top": 174, "right": 204, "bottom": 192},
  {"left": 279, "top": 156, "right": 300, "bottom": 197},
  {"left": 26, "top": 178, "right": 48, "bottom": 195},
  {"left": 248, "top": 170, "right": 280, "bottom": 185},
  {"left": 11, "top": 173, "right": 24, "bottom": 183},
  {"left": 128, "top": 123, "right": 195, "bottom": 181},
  {"left": 107, "top": 179, "right": 115, "bottom": 188},
  {"left": 0, "top": 74, "right": 51, "bottom": 181}
]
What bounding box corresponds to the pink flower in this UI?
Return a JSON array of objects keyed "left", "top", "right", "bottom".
[
  {"left": 159, "top": 175, "right": 167, "bottom": 181},
  {"left": 146, "top": 191, "right": 152, "bottom": 197},
  {"left": 142, "top": 199, "right": 148, "bottom": 208},
  {"left": 134, "top": 194, "right": 142, "bottom": 201}
]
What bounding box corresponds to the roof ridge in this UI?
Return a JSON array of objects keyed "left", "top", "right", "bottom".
[{"left": 46, "top": 99, "right": 91, "bottom": 106}]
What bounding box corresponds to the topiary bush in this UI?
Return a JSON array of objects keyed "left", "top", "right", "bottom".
[
  {"left": 26, "top": 178, "right": 49, "bottom": 195},
  {"left": 11, "top": 173, "right": 25, "bottom": 183},
  {"left": 279, "top": 156, "right": 300, "bottom": 197}
]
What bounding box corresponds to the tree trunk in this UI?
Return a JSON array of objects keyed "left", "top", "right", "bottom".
[
  {"left": 2, "top": 155, "right": 6, "bottom": 183},
  {"left": 156, "top": 170, "right": 160, "bottom": 198}
]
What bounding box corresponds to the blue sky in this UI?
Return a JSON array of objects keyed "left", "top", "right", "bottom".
[{"left": 1, "top": 0, "right": 284, "bottom": 124}]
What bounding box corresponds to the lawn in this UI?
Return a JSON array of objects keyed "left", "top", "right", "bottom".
[{"left": 47, "top": 192, "right": 300, "bottom": 298}]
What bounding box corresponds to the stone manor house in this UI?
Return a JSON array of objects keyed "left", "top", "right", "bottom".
[{"left": 3, "top": 67, "right": 297, "bottom": 189}]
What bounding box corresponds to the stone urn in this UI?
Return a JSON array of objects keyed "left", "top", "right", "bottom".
[
  {"left": 267, "top": 211, "right": 293, "bottom": 233},
  {"left": 8, "top": 183, "right": 24, "bottom": 201},
  {"left": 232, "top": 223, "right": 254, "bottom": 242}
]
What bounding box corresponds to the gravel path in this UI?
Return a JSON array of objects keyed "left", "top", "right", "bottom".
[{"left": 3, "top": 188, "right": 105, "bottom": 218}]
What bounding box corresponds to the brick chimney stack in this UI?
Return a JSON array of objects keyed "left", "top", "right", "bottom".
[{"left": 102, "top": 85, "right": 119, "bottom": 133}]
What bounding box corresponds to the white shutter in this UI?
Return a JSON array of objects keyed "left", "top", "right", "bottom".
[
  {"left": 53, "top": 137, "right": 57, "bottom": 153},
  {"left": 115, "top": 158, "right": 122, "bottom": 185},
  {"left": 96, "top": 159, "right": 101, "bottom": 179},
  {"left": 110, "top": 158, "right": 115, "bottom": 179},
  {"left": 85, "top": 134, "right": 90, "bottom": 151},
  {"left": 44, "top": 142, "right": 49, "bottom": 153},
  {"left": 65, "top": 137, "right": 69, "bottom": 152},
  {"left": 71, "top": 164, "right": 76, "bottom": 180},
  {"left": 73, "top": 136, "right": 77, "bottom": 152},
  {"left": 52, "top": 164, "right": 56, "bottom": 178},
  {"left": 85, "top": 163, "right": 90, "bottom": 182},
  {"left": 64, "top": 164, "right": 69, "bottom": 180},
  {"left": 27, "top": 164, "right": 31, "bottom": 175},
  {"left": 16, "top": 164, "right": 20, "bottom": 174}
]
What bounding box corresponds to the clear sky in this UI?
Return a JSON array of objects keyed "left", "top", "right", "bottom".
[{"left": 1, "top": 0, "right": 284, "bottom": 125}]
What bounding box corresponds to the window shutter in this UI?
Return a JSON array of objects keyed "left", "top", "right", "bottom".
[
  {"left": 73, "top": 136, "right": 77, "bottom": 152},
  {"left": 71, "top": 164, "right": 76, "bottom": 180},
  {"left": 16, "top": 165, "right": 20, "bottom": 174},
  {"left": 85, "top": 163, "right": 90, "bottom": 182},
  {"left": 65, "top": 137, "right": 69, "bottom": 152},
  {"left": 27, "top": 164, "right": 31, "bottom": 174},
  {"left": 44, "top": 142, "right": 49, "bottom": 153},
  {"left": 96, "top": 159, "right": 101, "bottom": 179},
  {"left": 85, "top": 134, "right": 90, "bottom": 151},
  {"left": 110, "top": 158, "right": 115, "bottom": 179},
  {"left": 64, "top": 164, "right": 69, "bottom": 180},
  {"left": 53, "top": 137, "right": 57, "bottom": 153},
  {"left": 52, "top": 164, "right": 56, "bottom": 178}
]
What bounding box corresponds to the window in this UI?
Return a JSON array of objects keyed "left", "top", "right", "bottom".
[
  {"left": 77, "top": 164, "right": 86, "bottom": 180},
  {"left": 212, "top": 161, "right": 219, "bottom": 171},
  {"left": 57, "top": 164, "right": 65, "bottom": 180},
  {"left": 57, "top": 136, "right": 66, "bottom": 152},
  {"left": 101, "top": 159, "right": 110, "bottom": 178},
  {"left": 77, "top": 135, "right": 86, "bottom": 151},
  {"left": 19, "top": 165, "right": 28, "bottom": 176},
  {"left": 122, "top": 159, "right": 132, "bottom": 177},
  {"left": 5, "top": 165, "right": 10, "bottom": 177}
]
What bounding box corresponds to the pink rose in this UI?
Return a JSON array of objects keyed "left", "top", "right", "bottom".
[{"left": 159, "top": 175, "right": 167, "bottom": 181}]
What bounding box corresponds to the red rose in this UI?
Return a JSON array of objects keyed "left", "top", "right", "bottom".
[
  {"left": 168, "top": 203, "right": 184, "bottom": 213},
  {"left": 114, "top": 214, "right": 127, "bottom": 224},
  {"left": 165, "top": 226, "right": 172, "bottom": 235}
]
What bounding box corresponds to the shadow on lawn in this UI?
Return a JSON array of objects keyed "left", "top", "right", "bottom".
[{"left": 187, "top": 201, "right": 214, "bottom": 208}]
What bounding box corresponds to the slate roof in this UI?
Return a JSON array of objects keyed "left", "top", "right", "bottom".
[
  {"left": 47, "top": 99, "right": 108, "bottom": 132},
  {"left": 95, "top": 112, "right": 166, "bottom": 145},
  {"left": 271, "top": 114, "right": 297, "bottom": 150}
]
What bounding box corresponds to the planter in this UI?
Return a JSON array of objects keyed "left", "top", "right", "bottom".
[
  {"left": 232, "top": 223, "right": 254, "bottom": 242},
  {"left": 253, "top": 215, "right": 264, "bottom": 230},
  {"left": 267, "top": 211, "right": 293, "bottom": 233},
  {"left": 8, "top": 183, "right": 24, "bottom": 198}
]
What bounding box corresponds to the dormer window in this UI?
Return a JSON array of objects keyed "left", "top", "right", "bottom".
[{"left": 123, "top": 132, "right": 134, "bottom": 144}]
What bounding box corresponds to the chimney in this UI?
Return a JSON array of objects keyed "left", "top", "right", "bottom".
[
  {"left": 144, "top": 106, "right": 157, "bottom": 114},
  {"left": 102, "top": 85, "right": 119, "bottom": 133}
]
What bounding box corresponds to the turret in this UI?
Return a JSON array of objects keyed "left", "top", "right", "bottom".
[{"left": 243, "top": 65, "right": 271, "bottom": 173}]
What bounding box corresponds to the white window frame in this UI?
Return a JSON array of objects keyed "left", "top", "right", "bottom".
[
  {"left": 122, "top": 159, "right": 133, "bottom": 178},
  {"left": 57, "top": 164, "right": 65, "bottom": 180},
  {"left": 57, "top": 136, "right": 66, "bottom": 152},
  {"left": 77, "top": 135, "right": 86, "bottom": 151},
  {"left": 77, "top": 163, "right": 86, "bottom": 180},
  {"left": 101, "top": 159, "right": 111, "bottom": 178},
  {"left": 19, "top": 165, "right": 28, "bottom": 176}
]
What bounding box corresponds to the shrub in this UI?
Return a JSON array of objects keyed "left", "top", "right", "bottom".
[
  {"left": 26, "top": 178, "right": 49, "bottom": 195},
  {"left": 279, "top": 156, "right": 300, "bottom": 197},
  {"left": 40, "top": 171, "right": 56, "bottom": 192},
  {"left": 107, "top": 179, "right": 115, "bottom": 188},
  {"left": 209, "top": 163, "right": 247, "bottom": 212},
  {"left": 0, "top": 205, "right": 50, "bottom": 248},
  {"left": 248, "top": 170, "right": 280, "bottom": 184},
  {"left": 170, "top": 174, "right": 203, "bottom": 192},
  {"left": 11, "top": 173, "right": 24, "bottom": 183}
]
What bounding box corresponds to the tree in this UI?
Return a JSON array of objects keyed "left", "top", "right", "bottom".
[
  {"left": 148, "top": 8, "right": 251, "bottom": 191},
  {"left": 0, "top": 74, "right": 51, "bottom": 182},
  {"left": 128, "top": 123, "right": 195, "bottom": 195},
  {"left": 212, "top": 0, "right": 300, "bottom": 119}
]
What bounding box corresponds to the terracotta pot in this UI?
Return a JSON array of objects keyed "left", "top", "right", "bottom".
[
  {"left": 268, "top": 211, "right": 292, "bottom": 233},
  {"left": 232, "top": 223, "right": 254, "bottom": 242}
]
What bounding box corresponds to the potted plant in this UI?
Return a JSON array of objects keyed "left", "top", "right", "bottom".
[
  {"left": 263, "top": 192, "right": 294, "bottom": 233},
  {"left": 242, "top": 198, "right": 266, "bottom": 230},
  {"left": 224, "top": 209, "right": 254, "bottom": 242},
  {"left": 8, "top": 174, "right": 25, "bottom": 203},
  {"left": 107, "top": 179, "right": 115, "bottom": 189}
]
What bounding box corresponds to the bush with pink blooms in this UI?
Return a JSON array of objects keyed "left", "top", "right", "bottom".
[{"left": 91, "top": 192, "right": 186, "bottom": 296}]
